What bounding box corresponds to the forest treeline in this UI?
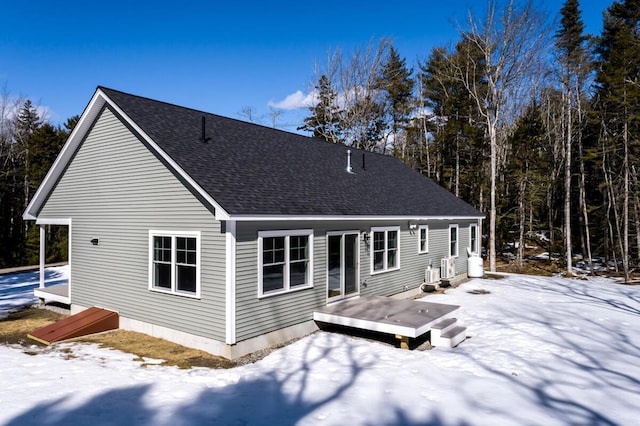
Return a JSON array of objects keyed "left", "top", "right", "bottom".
[
  {"left": 299, "top": 0, "right": 640, "bottom": 280},
  {"left": 0, "top": 94, "right": 77, "bottom": 268},
  {"left": 1, "top": 0, "right": 638, "bottom": 281}
]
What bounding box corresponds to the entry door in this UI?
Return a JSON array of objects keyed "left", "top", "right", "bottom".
[{"left": 327, "top": 232, "right": 359, "bottom": 301}]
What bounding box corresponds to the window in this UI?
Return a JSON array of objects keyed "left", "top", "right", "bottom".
[
  {"left": 371, "top": 226, "right": 400, "bottom": 274},
  {"left": 149, "top": 231, "right": 200, "bottom": 297},
  {"left": 449, "top": 224, "right": 459, "bottom": 258},
  {"left": 418, "top": 225, "right": 429, "bottom": 254},
  {"left": 258, "top": 230, "right": 313, "bottom": 297},
  {"left": 469, "top": 224, "right": 478, "bottom": 254}
]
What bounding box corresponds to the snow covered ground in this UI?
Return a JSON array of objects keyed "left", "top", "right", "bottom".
[
  {"left": 1, "top": 270, "right": 639, "bottom": 425},
  {"left": 0, "top": 266, "right": 68, "bottom": 319}
]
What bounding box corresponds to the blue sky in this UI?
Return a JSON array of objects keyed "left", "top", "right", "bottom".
[{"left": 2, "top": 1, "right": 605, "bottom": 133}]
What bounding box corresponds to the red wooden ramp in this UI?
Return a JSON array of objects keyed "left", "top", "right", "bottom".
[{"left": 28, "top": 307, "right": 119, "bottom": 345}]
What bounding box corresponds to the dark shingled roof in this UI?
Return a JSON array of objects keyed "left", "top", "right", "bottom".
[{"left": 100, "top": 87, "right": 483, "bottom": 218}]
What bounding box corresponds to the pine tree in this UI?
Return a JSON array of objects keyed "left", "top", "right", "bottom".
[
  {"left": 594, "top": 0, "right": 640, "bottom": 281},
  {"left": 298, "top": 75, "right": 342, "bottom": 143},
  {"left": 377, "top": 46, "right": 414, "bottom": 157},
  {"left": 555, "top": 0, "right": 592, "bottom": 275}
]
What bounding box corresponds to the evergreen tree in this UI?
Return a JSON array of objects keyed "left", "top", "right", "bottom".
[
  {"left": 593, "top": 0, "right": 640, "bottom": 280},
  {"left": 419, "top": 41, "right": 487, "bottom": 207},
  {"left": 555, "top": 0, "right": 592, "bottom": 274},
  {"left": 298, "top": 75, "right": 342, "bottom": 143},
  {"left": 377, "top": 46, "right": 414, "bottom": 157}
]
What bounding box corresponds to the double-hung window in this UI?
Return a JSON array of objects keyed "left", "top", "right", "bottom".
[
  {"left": 469, "top": 224, "right": 478, "bottom": 254},
  {"left": 418, "top": 225, "right": 429, "bottom": 254},
  {"left": 449, "top": 224, "right": 459, "bottom": 258},
  {"left": 258, "top": 229, "right": 313, "bottom": 297},
  {"left": 150, "top": 231, "right": 201, "bottom": 298},
  {"left": 371, "top": 226, "right": 400, "bottom": 274}
]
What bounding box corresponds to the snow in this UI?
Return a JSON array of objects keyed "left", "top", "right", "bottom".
[
  {"left": 1, "top": 270, "right": 639, "bottom": 425},
  {"left": 0, "top": 266, "right": 69, "bottom": 317}
]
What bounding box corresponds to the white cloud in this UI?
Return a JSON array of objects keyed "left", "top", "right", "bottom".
[{"left": 268, "top": 90, "right": 317, "bottom": 110}]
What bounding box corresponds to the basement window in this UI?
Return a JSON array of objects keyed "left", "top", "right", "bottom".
[
  {"left": 149, "top": 230, "right": 201, "bottom": 298},
  {"left": 258, "top": 229, "right": 314, "bottom": 297}
]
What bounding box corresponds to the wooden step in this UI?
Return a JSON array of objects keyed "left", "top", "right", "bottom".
[{"left": 28, "top": 307, "right": 118, "bottom": 344}]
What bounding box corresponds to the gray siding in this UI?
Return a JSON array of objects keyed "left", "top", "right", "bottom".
[
  {"left": 235, "top": 219, "right": 480, "bottom": 341},
  {"left": 39, "top": 108, "right": 227, "bottom": 342}
]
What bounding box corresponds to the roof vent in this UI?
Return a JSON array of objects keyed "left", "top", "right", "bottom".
[
  {"left": 200, "top": 116, "right": 211, "bottom": 143},
  {"left": 346, "top": 150, "right": 354, "bottom": 174}
]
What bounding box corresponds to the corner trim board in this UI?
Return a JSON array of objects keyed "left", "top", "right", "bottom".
[{"left": 225, "top": 220, "right": 237, "bottom": 344}]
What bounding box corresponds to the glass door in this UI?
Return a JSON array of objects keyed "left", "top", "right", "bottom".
[{"left": 327, "top": 232, "right": 359, "bottom": 302}]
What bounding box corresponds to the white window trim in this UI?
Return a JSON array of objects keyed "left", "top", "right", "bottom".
[
  {"left": 469, "top": 223, "right": 478, "bottom": 254},
  {"left": 449, "top": 224, "right": 459, "bottom": 258},
  {"left": 148, "top": 230, "right": 201, "bottom": 299},
  {"left": 257, "top": 229, "right": 314, "bottom": 298},
  {"left": 370, "top": 226, "right": 401, "bottom": 275},
  {"left": 418, "top": 225, "right": 429, "bottom": 254}
]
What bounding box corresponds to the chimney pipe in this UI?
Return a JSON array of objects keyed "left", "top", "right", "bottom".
[
  {"left": 346, "top": 150, "right": 354, "bottom": 174},
  {"left": 200, "top": 116, "right": 211, "bottom": 143}
]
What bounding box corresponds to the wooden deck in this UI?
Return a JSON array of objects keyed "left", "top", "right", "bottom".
[
  {"left": 313, "top": 295, "right": 460, "bottom": 340},
  {"left": 34, "top": 284, "right": 70, "bottom": 305}
]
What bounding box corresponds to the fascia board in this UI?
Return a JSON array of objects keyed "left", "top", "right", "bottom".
[{"left": 228, "top": 215, "right": 485, "bottom": 222}]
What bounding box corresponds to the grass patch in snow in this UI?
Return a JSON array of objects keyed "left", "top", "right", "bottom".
[
  {"left": 77, "top": 330, "right": 235, "bottom": 369},
  {"left": 0, "top": 307, "right": 234, "bottom": 369},
  {"left": 0, "top": 307, "right": 65, "bottom": 346}
]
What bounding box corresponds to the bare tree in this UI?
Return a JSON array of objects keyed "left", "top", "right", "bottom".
[
  {"left": 452, "top": 0, "right": 550, "bottom": 271},
  {"left": 334, "top": 37, "right": 391, "bottom": 151}
]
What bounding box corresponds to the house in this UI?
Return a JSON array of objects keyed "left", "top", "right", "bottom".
[{"left": 24, "top": 87, "right": 484, "bottom": 359}]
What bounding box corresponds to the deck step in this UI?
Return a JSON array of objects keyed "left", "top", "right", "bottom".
[
  {"left": 28, "top": 307, "right": 119, "bottom": 345},
  {"left": 431, "top": 317, "right": 457, "bottom": 331},
  {"left": 432, "top": 325, "right": 467, "bottom": 348}
]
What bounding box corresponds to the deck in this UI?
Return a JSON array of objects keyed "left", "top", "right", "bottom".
[
  {"left": 34, "top": 284, "right": 70, "bottom": 305},
  {"left": 313, "top": 295, "right": 460, "bottom": 341}
]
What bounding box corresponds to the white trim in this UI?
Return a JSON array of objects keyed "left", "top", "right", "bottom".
[
  {"left": 449, "top": 224, "right": 459, "bottom": 258},
  {"left": 228, "top": 214, "right": 484, "bottom": 222},
  {"left": 326, "top": 231, "right": 360, "bottom": 303},
  {"left": 257, "top": 229, "right": 314, "bottom": 298},
  {"left": 469, "top": 223, "right": 479, "bottom": 254},
  {"left": 36, "top": 217, "right": 71, "bottom": 226},
  {"left": 68, "top": 219, "right": 72, "bottom": 300},
  {"left": 225, "top": 221, "right": 237, "bottom": 345},
  {"left": 23, "top": 88, "right": 231, "bottom": 221},
  {"left": 418, "top": 225, "right": 429, "bottom": 254},
  {"left": 148, "top": 230, "right": 202, "bottom": 298},
  {"left": 370, "top": 226, "right": 401, "bottom": 275},
  {"left": 39, "top": 225, "right": 45, "bottom": 288}
]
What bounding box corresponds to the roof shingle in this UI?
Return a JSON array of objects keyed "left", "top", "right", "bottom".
[{"left": 100, "top": 87, "right": 483, "bottom": 218}]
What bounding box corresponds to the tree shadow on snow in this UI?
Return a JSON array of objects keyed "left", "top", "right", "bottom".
[
  {"left": 6, "top": 385, "right": 154, "bottom": 426},
  {"left": 5, "top": 333, "right": 453, "bottom": 425},
  {"left": 453, "top": 275, "right": 640, "bottom": 425},
  {"left": 0, "top": 269, "right": 67, "bottom": 312}
]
